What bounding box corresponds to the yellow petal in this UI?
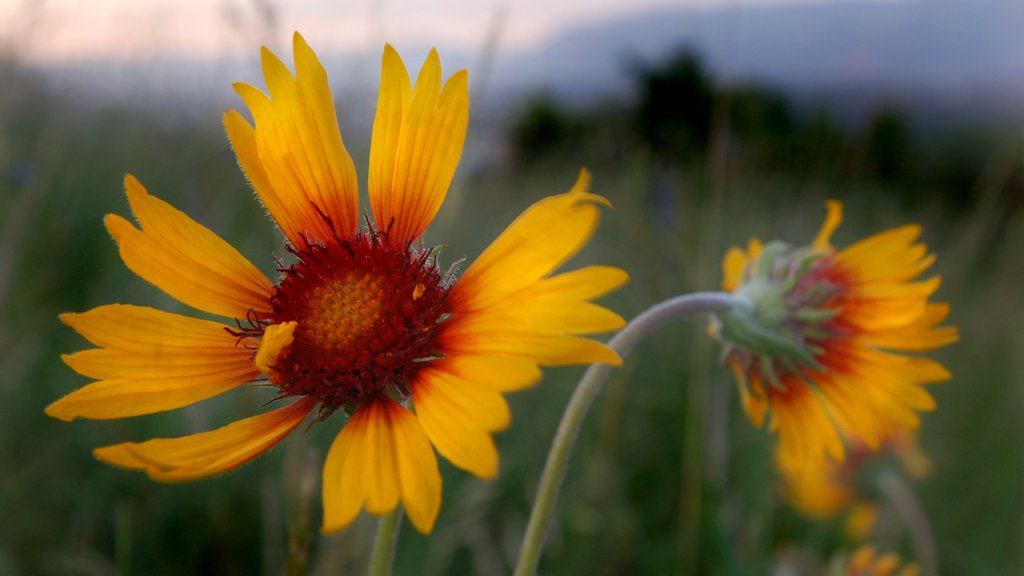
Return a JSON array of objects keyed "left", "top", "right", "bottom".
[
  {"left": 106, "top": 175, "right": 274, "bottom": 319},
  {"left": 771, "top": 382, "right": 845, "bottom": 466},
  {"left": 369, "top": 45, "right": 469, "bottom": 245},
  {"left": 517, "top": 265, "right": 629, "bottom": 303},
  {"left": 93, "top": 397, "right": 315, "bottom": 482},
  {"left": 448, "top": 268, "right": 627, "bottom": 333},
  {"left": 441, "top": 328, "right": 621, "bottom": 367},
  {"left": 425, "top": 355, "right": 542, "bottom": 392},
  {"left": 844, "top": 504, "right": 880, "bottom": 540},
  {"left": 228, "top": 33, "right": 360, "bottom": 247},
  {"left": 255, "top": 321, "right": 296, "bottom": 374},
  {"left": 853, "top": 276, "right": 940, "bottom": 300},
  {"left": 747, "top": 238, "right": 764, "bottom": 262},
  {"left": 837, "top": 224, "right": 929, "bottom": 284},
  {"left": 49, "top": 305, "right": 260, "bottom": 421},
  {"left": 445, "top": 300, "right": 624, "bottom": 342},
  {"left": 450, "top": 169, "right": 612, "bottom": 312},
  {"left": 46, "top": 372, "right": 256, "bottom": 422},
  {"left": 322, "top": 398, "right": 441, "bottom": 534},
  {"left": 813, "top": 200, "right": 843, "bottom": 250},
  {"left": 413, "top": 368, "right": 503, "bottom": 478},
  {"left": 732, "top": 364, "right": 768, "bottom": 428},
  {"left": 502, "top": 301, "right": 624, "bottom": 336},
  {"left": 60, "top": 304, "right": 250, "bottom": 352},
  {"left": 843, "top": 277, "right": 940, "bottom": 331},
  {"left": 867, "top": 304, "right": 959, "bottom": 351},
  {"left": 416, "top": 363, "right": 511, "bottom": 432},
  {"left": 721, "top": 246, "right": 749, "bottom": 292}
]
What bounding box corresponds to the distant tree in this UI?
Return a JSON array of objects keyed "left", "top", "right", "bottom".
[
  {"left": 863, "top": 106, "right": 915, "bottom": 183},
  {"left": 793, "top": 110, "right": 849, "bottom": 177},
  {"left": 727, "top": 85, "right": 795, "bottom": 166},
  {"left": 921, "top": 128, "right": 994, "bottom": 207},
  {"left": 632, "top": 48, "right": 713, "bottom": 161},
  {"left": 509, "top": 94, "right": 577, "bottom": 164}
]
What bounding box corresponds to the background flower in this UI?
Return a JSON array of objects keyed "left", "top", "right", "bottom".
[{"left": 715, "top": 201, "right": 958, "bottom": 466}]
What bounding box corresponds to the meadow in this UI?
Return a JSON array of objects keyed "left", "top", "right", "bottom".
[{"left": 1, "top": 45, "right": 1022, "bottom": 575}]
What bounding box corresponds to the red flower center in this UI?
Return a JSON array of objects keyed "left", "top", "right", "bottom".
[{"left": 268, "top": 233, "right": 449, "bottom": 409}]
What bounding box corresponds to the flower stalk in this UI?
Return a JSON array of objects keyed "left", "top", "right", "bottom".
[
  {"left": 368, "top": 507, "right": 403, "bottom": 576},
  {"left": 876, "top": 470, "right": 938, "bottom": 576},
  {"left": 513, "top": 292, "right": 745, "bottom": 576}
]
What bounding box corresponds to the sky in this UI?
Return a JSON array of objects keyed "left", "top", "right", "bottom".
[{"left": 1, "top": 0, "right": 839, "bottom": 63}]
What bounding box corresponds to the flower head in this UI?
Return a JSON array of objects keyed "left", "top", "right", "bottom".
[
  {"left": 778, "top": 431, "right": 930, "bottom": 539},
  {"left": 48, "top": 34, "right": 626, "bottom": 534},
  {"left": 714, "top": 201, "right": 957, "bottom": 466}
]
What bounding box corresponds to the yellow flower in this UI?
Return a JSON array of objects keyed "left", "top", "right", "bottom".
[
  {"left": 778, "top": 431, "right": 930, "bottom": 539},
  {"left": 835, "top": 544, "right": 919, "bottom": 576},
  {"left": 47, "top": 34, "right": 627, "bottom": 534},
  {"left": 716, "top": 201, "right": 957, "bottom": 466}
]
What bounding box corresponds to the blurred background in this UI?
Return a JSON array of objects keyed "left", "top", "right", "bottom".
[{"left": 2, "top": 0, "right": 1022, "bottom": 574}]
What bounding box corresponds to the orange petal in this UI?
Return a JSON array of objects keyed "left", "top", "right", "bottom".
[
  {"left": 771, "top": 381, "right": 845, "bottom": 466},
  {"left": 837, "top": 224, "right": 930, "bottom": 284},
  {"left": 422, "top": 354, "right": 542, "bottom": 392},
  {"left": 721, "top": 246, "right": 749, "bottom": 292},
  {"left": 93, "top": 397, "right": 315, "bottom": 482},
  {"left": 843, "top": 277, "right": 941, "bottom": 331},
  {"left": 813, "top": 200, "right": 843, "bottom": 250},
  {"left": 369, "top": 45, "right": 469, "bottom": 245},
  {"left": 106, "top": 175, "right": 274, "bottom": 319},
  {"left": 321, "top": 397, "right": 441, "bottom": 534},
  {"left": 412, "top": 366, "right": 508, "bottom": 479},
  {"left": 441, "top": 328, "right": 621, "bottom": 367},
  {"left": 255, "top": 321, "right": 296, "bottom": 374},
  {"left": 228, "top": 33, "right": 360, "bottom": 247},
  {"left": 866, "top": 303, "right": 958, "bottom": 351},
  {"left": 48, "top": 305, "right": 259, "bottom": 421},
  {"left": 449, "top": 169, "right": 612, "bottom": 313},
  {"left": 451, "top": 265, "right": 626, "bottom": 328}
]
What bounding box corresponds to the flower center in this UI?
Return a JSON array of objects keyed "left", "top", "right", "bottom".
[{"left": 268, "top": 233, "right": 448, "bottom": 409}]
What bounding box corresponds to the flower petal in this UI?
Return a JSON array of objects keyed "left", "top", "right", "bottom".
[
  {"left": 843, "top": 277, "right": 941, "bottom": 330},
  {"left": 255, "top": 321, "right": 296, "bottom": 374},
  {"left": 722, "top": 247, "right": 749, "bottom": 292},
  {"left": 771, "top": 382, "right": 846, "bottom": 466},
  {"left": 106, "top": 175, "right": 274, "bottom": 319},
  {"left": 228, "top": 33, "right": 360, "bottom": 247},
  {"left": 423, "top": 355, "right": 542, "bottom": 392},
  {"left": 867, "top": 304, "right": 959, "bottom": 351},
  {"left": 837, "top": 224, "right": 932, "bottom": 284},
  {"left": 321, "top": 397, "right": 441, "bottom": 534},
  {"left": 441, "top": 329, "right": 621, "bottom": 366},
  {"left": 813, "top": 200, "right": 843, "bottom": 250},
  {"left": 448, "top": 169, "right": 612, "bottom": 312},
  {"left": 93, "top": 397, "right": 315, "bottom": 482},
  {"left": 368, "top": 45, "right": 469, "bottom": 245},
  {"left": 48, "top": 305, "right": 259, "bottom": 421},
  {"left": 413, "top": 366, "right": 507, "bottom": 479},
  {"left": 444, "top": 266, "right": 626, "bottom": 344}
]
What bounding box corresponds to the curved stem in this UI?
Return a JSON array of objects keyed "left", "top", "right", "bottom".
[
  {"left": 513, "top": 292, "right": 744, "bottom": 576},
  {"left": 368, "top": 507, "right": 403, "bottom": 576},
  {"left": 877, "top": 470, "right": 938, "bottom": 576}
]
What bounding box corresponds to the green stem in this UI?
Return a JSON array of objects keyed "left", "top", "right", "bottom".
[
  {"left": 513, "top": 292, "right": 744, "bottom": 576},
  {"left": 877, "top": 470, "right": 938, "bottom": 576},
  {"left": 368, "top": 507, "right": 403, "bottom": 576}
]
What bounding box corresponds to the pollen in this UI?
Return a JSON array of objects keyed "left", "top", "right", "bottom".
[{"left": 268, "top": 233, "right": 448, "bottom": 409}]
